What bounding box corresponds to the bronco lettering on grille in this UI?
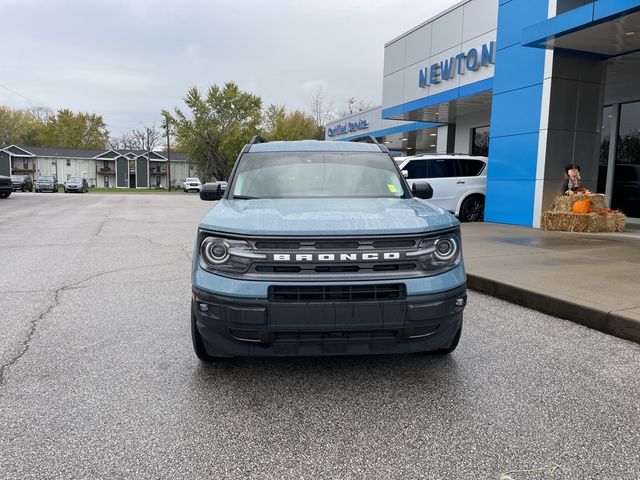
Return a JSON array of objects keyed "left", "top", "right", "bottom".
[{"left": 272, "top": 252, "right": 403, "bottom": 262}]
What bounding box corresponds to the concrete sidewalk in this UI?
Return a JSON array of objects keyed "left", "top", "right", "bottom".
[{"left": 461, "top": 222, "right": 640, "bottom": 343}]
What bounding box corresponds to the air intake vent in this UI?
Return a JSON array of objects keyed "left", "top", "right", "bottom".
[
  {"left": 269, "top": 284, "right": 406, "bottom": 302},
  {"left": 313, "top": 241, "right": 360, "bottom": 249},
  {"left": 254, "top": 241, "right": 301, "bottom": 250}
]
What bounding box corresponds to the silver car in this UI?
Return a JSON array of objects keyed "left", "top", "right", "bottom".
[{"left": 64, "top": 177, "right": 89, "bottom": 193}]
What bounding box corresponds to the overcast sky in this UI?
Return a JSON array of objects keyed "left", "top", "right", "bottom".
[{"left": 2, "top": 0, "right": 459, "bottom": 136}]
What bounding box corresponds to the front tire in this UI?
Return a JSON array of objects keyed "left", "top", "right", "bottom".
[
  {"left": 0, "top": 192, "right": 10, "bottom": 198},
  {"left": 459, "top": 195, "right": 485, "bottom": 222},
  {"left": 191, "top": 311, "right": 216, "bottom": 363}
]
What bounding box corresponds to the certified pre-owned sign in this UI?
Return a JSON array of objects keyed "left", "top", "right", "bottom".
[{"left": 327, "top": 118, "right": 369, "bottom": 138}]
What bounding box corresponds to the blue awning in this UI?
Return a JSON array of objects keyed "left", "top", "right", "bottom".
[{"left": 522, "top": 0, "right": 640, "bottom": 58}]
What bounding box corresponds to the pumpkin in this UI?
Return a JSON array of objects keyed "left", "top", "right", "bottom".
[{"left": 572, "top": 198, "right": 591, "bottom": 214}]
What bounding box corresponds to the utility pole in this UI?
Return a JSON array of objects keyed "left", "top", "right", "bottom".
[{"left": 162, "top": 113, "right": 171, "bottom": 191}]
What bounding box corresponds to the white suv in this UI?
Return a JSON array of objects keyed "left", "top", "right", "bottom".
[
  {"left": 396, "top": 154, "right": 487, "bottom": 222},
  {"left": 183, "top": 177, "right": 203, "bottom": 192}
]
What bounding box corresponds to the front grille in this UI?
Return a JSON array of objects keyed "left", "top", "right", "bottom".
[
  {"left": 199, "top": 229, "right": 459, "bottom": 280},
  {"left": 269, "top": 284, "right": 406, "bottom": 302}
]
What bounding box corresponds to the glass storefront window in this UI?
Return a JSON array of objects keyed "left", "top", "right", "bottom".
[
  {"left": 597, "top": 105, "right": 612, "bottom": 194},
  {"left": 614, "top": 101, "right": 640, "bottom": 217},
  {"left": 556, "top": 0, "right": 593, "bottom": 15},
  {"left": 471, "top": 126, "right": 490, "bottom": 157}
]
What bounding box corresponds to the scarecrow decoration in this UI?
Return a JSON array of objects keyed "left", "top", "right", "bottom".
[{"left": 540, "top": 164, "right": 626, "bottom": 232}]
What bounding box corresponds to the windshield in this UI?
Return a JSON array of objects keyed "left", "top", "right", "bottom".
[
  {"left": 186, "top": 178, "right": 200, "bottom": 182},
  {"left": 230, "top": 152, "right": 408, "bottom": 199},
  {"left": 10, "top": 175, "right": 23, "bottom": 180},
  {"left": 68, "top": 177, "right": 82, "bottom": 182},
  {"left": 38, "top": 176, "right": 54, "bottom": 181}
]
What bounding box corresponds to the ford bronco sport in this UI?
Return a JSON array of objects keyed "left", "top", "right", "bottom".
[{"left": 191, "top": 137, "right": 467, "bottom": 360}]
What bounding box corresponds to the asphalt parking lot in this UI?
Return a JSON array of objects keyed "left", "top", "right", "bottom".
[{"left": 1, "top": 192, "right": 639, "bottom": 479}]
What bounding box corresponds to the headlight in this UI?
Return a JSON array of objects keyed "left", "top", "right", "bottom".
[
  {"left": 199, "top": 236, "right": 266, "bottom": 274},
  {"left": 409, "top": 234, "right": 461, "bottom": 272}
]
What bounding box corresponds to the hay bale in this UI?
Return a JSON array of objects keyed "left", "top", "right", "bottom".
[
  {"left": 541, "top": 211, "right": 627, "bottom": 232},
  {"left": 588, "top": 211, "right": 626, "bottom": 232},
  {"left": 541, "top": 212, "right": 589, "bottom": 232},
  {"left": 590, "top": 194, "right": 608, "bottom": 211},
  {"left": 549, "top": 193, "right": 607, "bottom": 213}
]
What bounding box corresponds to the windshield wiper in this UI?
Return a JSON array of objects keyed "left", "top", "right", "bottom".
[{"left": 232, "top": 195, "right": 260, "bottom": 200}]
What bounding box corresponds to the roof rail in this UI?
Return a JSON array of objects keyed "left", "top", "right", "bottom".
[
  {"left": 349, "top": 136, "right": 380, "bottom": 145},
  {"left": 249, "top": 135, "right": 268, "bottom": 145}
]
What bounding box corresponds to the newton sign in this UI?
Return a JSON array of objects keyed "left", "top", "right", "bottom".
[{"left": 419, "top": 41, "right": 496, "bottom": 88}]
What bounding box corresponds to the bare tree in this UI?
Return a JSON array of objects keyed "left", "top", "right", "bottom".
[
  {"left": 28, "top": 106, "right": 53, "bottom": 122},
  {"left": 307, "top": 88, "right": 335, "bottom": 140},
  {"left": 108, "top": 125, "right": 162, "bottom": 151},
  {"left": 338, "top": 97, "right": 374, "bottom": 118}
]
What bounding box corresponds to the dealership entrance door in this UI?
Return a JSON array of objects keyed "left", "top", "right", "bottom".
[{"left": 599, "top": 101, "right": 640, "bottom": 220}]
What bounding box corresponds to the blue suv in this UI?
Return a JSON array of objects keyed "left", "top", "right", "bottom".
[{"left": 191, "top": 137, "right": 467, "bottom": 359}]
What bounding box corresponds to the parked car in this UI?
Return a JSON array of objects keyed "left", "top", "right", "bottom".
[
  {"left": 395, "top": 154, "right": 487, "bottom": 222},
  {"left": 35, "top": 176, "right": 59, "bottom": 193},
  {"left": 64, "top": 177, "right": 89, "bottom": 193},
  {"left": 183, "top": 177, "right": 203, "bottom": 192},
  {"left": 191, "top": 138, "right": 466, "bottom": 361},
  {"left": 0, "top": 175, "right": 12, "bottom": 198},
  {"left": 11, "top": 174, "right": 33, "bottom": 192}
]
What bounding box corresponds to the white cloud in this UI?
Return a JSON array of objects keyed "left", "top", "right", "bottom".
[{"left": 2, "top": 0, "right": 460, "bottom": 135}]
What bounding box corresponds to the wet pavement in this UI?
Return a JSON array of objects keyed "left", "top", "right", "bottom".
[{"left": 1, "top": 193, "right": 639, "bottom": 479}]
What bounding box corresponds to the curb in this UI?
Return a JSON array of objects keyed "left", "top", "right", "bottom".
[{"left": 467, "top": 274, "right": 640, "bottom": 344}]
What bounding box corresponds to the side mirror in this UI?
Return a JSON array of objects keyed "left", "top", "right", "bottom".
[
  {"left": 412, "top": 181, "right": 433, "bottom": 200},
  {"left": 402, "top": 170, "right": 409, "bottom": 178},
  {"left": 200, "top": 182, "right": 223, "bottom": 201}
]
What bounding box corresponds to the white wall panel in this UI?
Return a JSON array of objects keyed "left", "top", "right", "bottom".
[
  {"left": 383, "top": 38, "right": 406, "bottom": 76},
  {"left": 431, "top": 6, "right": 464, "bottom": 57},
  {"left": 462, "top": 0, "right": 498, "bottom": 42},
  {"left": 382, "top": 70, "right": 405, "bottom": 110},
  {"left": 404, "top": 24, "right": 432, "bottom": 67}
]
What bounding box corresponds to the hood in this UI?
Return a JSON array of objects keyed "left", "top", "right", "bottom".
[{"left": 198, "top": 198, "right": 458, "bottom": 236}]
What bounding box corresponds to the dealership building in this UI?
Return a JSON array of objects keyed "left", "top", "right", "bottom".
[{"left": 326, "top": 0, "right": 640, "bottom": 226}]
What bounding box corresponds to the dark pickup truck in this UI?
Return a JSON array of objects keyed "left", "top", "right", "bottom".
[{"left": 0, "top": 175, "right": 12, "bottom": 198}]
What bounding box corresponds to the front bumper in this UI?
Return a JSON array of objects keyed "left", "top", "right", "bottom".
[
  {"left": 0, "top": 185, "right": 12, "bottom": 194},
  {"left": 192, "top": 284, "right": 466, "bottom": 357}
]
